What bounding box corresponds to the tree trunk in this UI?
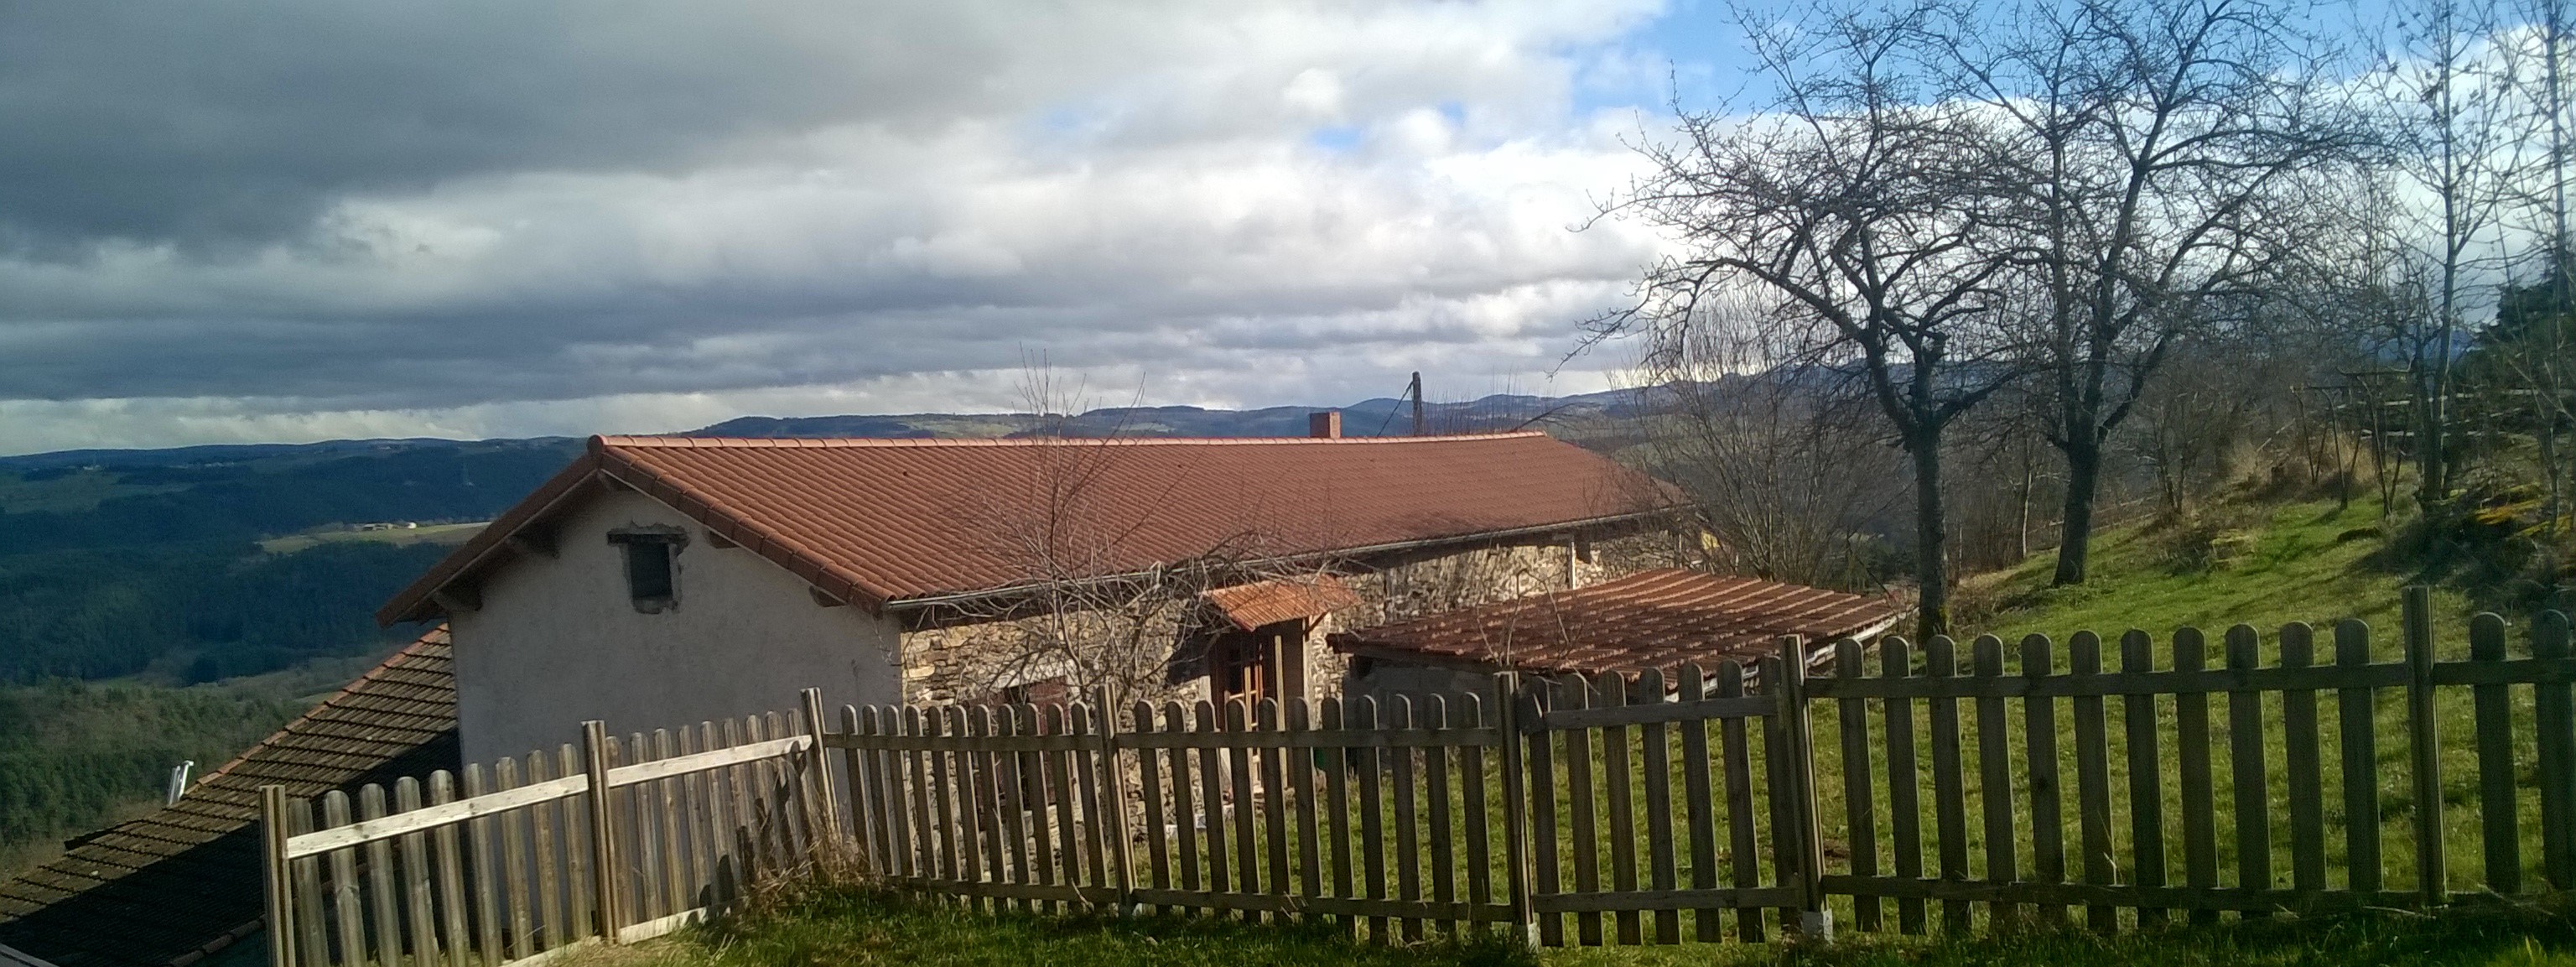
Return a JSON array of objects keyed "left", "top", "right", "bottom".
[
  {"left": 1910, "top": 430, "right": 1950, "bottom": 642},
  {"left": 2016, "top": 459, "right": 2035, "bottom": 561},
  {"left": 2418, "top": 360, "right": 2449, "bottom": 514},
  {"left": 2052, "top": 435, "right": 2102, "bottom": 586}
]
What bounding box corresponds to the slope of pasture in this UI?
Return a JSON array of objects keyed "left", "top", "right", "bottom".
[{"left": 1963, "top": 501, "right": 2477, "bottom": 642}]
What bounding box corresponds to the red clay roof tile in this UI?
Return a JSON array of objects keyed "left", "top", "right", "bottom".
[
  {"left": 384, "top": 432, "right": 1681, "bottom": 621},
  {"left": 1202, "top": 574, "right": 1362, "bottom": 631}
]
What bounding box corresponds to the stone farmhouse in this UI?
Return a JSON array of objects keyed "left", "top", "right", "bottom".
[
  {"left": 374, "top": 422, "right": 1685, "bottom": 767},
  {"left": 0, "top": 419, "right": 1909, "bottom": 967}
]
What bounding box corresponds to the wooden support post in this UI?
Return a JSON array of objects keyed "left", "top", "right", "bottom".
[
  {"left": 259, "top": 785, "right": 295, "bottom": 967},
  {"left": 800, "top": 689, "right": 844, "bottom": 850},
  {"left": 2535, "top": 611, "right": 2576, "bottom": 891},
  {"left": 1093, "top": 685, "right": 1135, "bottom": 912},
  {"left": 2402, "top": 586, "right": 2448, "bottom": 906},
  {"left": 1778, "top": 636, "right": 1831, "bottom": 940},
  {"left": 1494, "top": 672, "right": 1536, "bottom": 949},
  {"left": 583, "top": 720, "right": 626, "bottom": 942}
]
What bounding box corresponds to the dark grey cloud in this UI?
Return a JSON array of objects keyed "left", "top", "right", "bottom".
[{"left": 0, "top": 2, "right": 1045, "bottom": 252}]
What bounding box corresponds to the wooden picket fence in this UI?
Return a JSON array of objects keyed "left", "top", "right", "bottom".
[
  {"left": 259, "top": 700, "right": 837, "bottom": 967},
  {"left": 264, "top": 588, "right": 2576, "bottom": 960},
  {"left": 825, "top": 588, "right": 2576, "bottom": 947},
  {"left": 1811, "top": 590, "right": 2576, "bottom": 932}
]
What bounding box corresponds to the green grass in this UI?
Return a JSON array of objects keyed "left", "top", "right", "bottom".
[
  {"left": 578, "top": 885, "right": 1535, "bottom": 967},
  {"left": 590, "top": 882, "right": 2576, "bottom": 967},
  {"left": 1550, "top": 900, "right": 2576, "bottom": 966},
  {"left": 1967, "top": 500, "right": 2478, "bottom": 642},
  {"left": 1902, "top": 497, "right": 2551, "bottom": 903}
]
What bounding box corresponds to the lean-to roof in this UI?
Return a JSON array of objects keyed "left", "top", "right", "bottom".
[{"left": 1328, "top": 569, "right": 1903, "bottom": 679}]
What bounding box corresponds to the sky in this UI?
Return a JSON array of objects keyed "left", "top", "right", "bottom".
[{"left": 0, "top": 1, "right": 1772, "bottom": 455}]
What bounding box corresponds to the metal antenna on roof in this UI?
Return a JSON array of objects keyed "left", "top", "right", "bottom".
[
  {"left": 164, "top": 761, "right": 193, "bottom": 804},
  {"left": 1369, "top": 372, "right": 1423, "bottom": 438},
  {"left": 1410, "top": 372, "right": 1425, "bottom": 436}
]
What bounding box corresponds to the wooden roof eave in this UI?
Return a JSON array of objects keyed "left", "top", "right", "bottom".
[{"left": 376, "top": 452, "right": 606, "bottom": 626}]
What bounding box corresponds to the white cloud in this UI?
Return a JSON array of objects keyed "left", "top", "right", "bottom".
[{"left": 0, "top": 0, "right": 1678, "bottom": 454}]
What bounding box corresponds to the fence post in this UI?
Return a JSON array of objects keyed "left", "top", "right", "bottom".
[
  {"left": 582, "top": 720, "right": 625, "bottom": 942},
  {"left": 1093, "top": 685, "right": 1136, "bottom": 913},
  {"left": 259, "top": 785, "right": 295, "bottom": 967},
  {"left": 800, "top": 688, "right": 844, "bottom": 850},
  {"left": 1778, "top": 636, "right": 1831, "bottom": 940},
  {"left": 2402, "top": 585, "right": 2447, "bottom": 907},
  {"left": 1493, "top": 671, "right": 1536, "bottom": 949}
]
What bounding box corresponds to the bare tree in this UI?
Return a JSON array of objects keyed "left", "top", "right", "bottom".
[
  {"left": 1594, "top": 1, "right": 2026, "bottom": 639},
  {"left": 1928, "top": 0, "right": 2366, "bottom": 585},
  {"left": 1633, "top": 293, "right": 1905, "bottom": 588},
  {"left": 2377, "top": 0, "right": 2532, "bottom": 510},
  {"left": 924, "top": 364, "right": 1320, "bottom": 708},
  {"left": 2503, "top": 0, "right": 2576, "bottom": 543}
]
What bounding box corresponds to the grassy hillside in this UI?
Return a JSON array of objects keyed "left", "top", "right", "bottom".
[{"left": 1961, "top": 500, "right": 2481, "bottom": 645}]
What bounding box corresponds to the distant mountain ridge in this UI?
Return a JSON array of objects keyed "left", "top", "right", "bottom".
[
  {"left": 0, "top": 387, "right": 1654, "bottom": 471},
  {"left": 690, "top": 387, "right": 1653, "bottom": 439}
]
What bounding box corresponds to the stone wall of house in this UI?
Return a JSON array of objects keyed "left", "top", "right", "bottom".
[
  {"left": 897, "top": 606, "right": 1195, "bottom": 708},
  {"left": 894, "top": 530, "right": 1685, "bottom": 709}
]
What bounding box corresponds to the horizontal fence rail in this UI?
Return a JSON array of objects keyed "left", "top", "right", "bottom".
[{"left": 265, "top": 590, "right": 2576, "bottom": 957}]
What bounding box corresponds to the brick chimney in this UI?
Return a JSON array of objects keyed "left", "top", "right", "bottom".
[{"left": 1308, "top": 410, "right": 1342, "bottom": 439}]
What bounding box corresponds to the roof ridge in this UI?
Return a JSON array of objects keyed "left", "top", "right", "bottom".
[{"left": 593, "top": 431, "right": 1546, "bottom": 450}]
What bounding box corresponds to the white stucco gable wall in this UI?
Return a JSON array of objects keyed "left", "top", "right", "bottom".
[{"left": 449, "top": 487, "right": 903, "bottom": 767}]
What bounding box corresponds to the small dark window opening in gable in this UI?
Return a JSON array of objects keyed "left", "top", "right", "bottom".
[{"left": 606, "top": 527, "right": 688, "bottom": 613}]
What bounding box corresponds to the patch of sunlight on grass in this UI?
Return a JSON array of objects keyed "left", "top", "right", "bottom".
[
  {"left": 1545, "top": 905, "right": 2576, "bottom": 966},
  {"left": 1975, "top": 501, "right": 2478, "bottom": 646},
  {"left": 613, "top": 885, "right": 1537, "bottom": 967},
  {"left": 2485, "top": 938, "right": 2576, "bottom": 967}
]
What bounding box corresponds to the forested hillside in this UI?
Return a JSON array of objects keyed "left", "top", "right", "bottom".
[
  {"left": 0, "top": 438, "right": 579, "bottom": 684},
  {"left": 0, "top": 681, "right": 304, "bottom": 876},
  {"left": 0, "top": 438, "right": 577, "bottom": 876}
]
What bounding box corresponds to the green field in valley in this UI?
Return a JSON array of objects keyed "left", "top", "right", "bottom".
[{"left": 257, "top": 520, "right": 486, "bottom": 554}]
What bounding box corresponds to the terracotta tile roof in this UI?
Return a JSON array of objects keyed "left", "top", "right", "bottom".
[
  {"left": 1202, "top": 574, "right": 1362, "bottom": 631},
  {"left": 0, "top": 629, "right": 459, "bottom": 967},
  {"left": 1328, "top": 569, "right": 1903, "bottom": 679},
  {"left": 383, "top": 432, "right": 1681, "bottom": 622}
]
